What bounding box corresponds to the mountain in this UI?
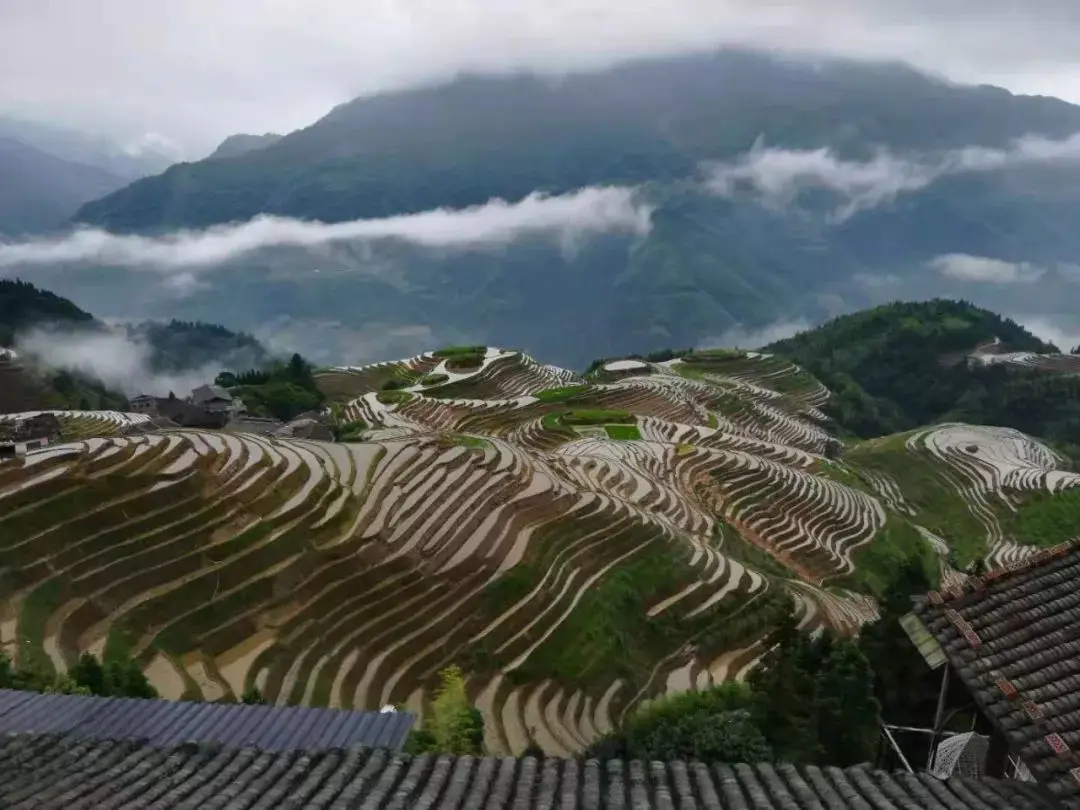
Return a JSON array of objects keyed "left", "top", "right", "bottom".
[
  {"left": 0, "top": 115, "right": 177, "bottom": 180},
  {"left": 0, "top": 279, "right": 275, "bottom": 409},
  {"left": 0, "top": 137, "right": 131, "bottom": 235},
  {"left": 3, "top": 306, "right": 1080, "bottom": 755},
  {"left": 71, "top": 52, "right": 1080, "bottom": 230},
  {"left": 206, "top": 132, "right": 283, "bottom": 160},
  {"left": 766, "top": 299, "right": 1080, "bottom": 457},
  {"left": 0, "top": 278, "right": 96, "bottom": 347},
  {"left": 33, "top": 50, "right": 1080, "bottom": 366}
]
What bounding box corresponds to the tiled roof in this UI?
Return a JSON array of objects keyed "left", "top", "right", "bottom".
[
  {"left": 913, "top": 540, "right": 1080, "bottom": 803},
  {"left": 0, "top": 689, "right": 414, "bottom": 751},
  {"left": 0, "top": 734, "right": 1062, "bottom": 810}
]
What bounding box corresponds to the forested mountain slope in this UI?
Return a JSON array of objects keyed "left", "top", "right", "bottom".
[
  {"left": 767, "top": 299, "right": 1080, "bottom": 457},
  {"left": 28, "top": 50, "right": 1080, "bottom": 366}
]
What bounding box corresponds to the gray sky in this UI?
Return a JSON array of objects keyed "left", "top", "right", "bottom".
[{"left": 5, "top": 0, "right": 1080, "bottom": 157}]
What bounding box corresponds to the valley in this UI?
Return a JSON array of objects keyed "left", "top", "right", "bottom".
[{"left": 3, "top": 338, "right": 1078, "bottom": 756}]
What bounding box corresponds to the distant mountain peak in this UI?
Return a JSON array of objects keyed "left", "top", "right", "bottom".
[{"left": 207, "top": 132, "right": 284, "bottom": 161}]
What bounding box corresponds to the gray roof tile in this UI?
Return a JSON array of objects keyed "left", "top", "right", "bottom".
[
  {"left": 0, "top": 688, "right": 414, "bottom": 751},
  {"left": 914, "top": 540, "right": 1080, "bottom": 802},
  {"left": 0, "top": 735, "right": 1065, "bottom": 809}
]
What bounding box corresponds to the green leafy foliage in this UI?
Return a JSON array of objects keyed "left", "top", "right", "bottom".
[
  {"left": 604, "top": 424, "right": 642, "bottom": 440},
  {"left": 588, "top": 682, "right": 772, "bottom": 763},
  {"left": 405, "top": 666, "right": 485, "bottom": 755},
  {"left": 221, "top": 353, "right": 325, "bottom": 422},
  {"left": 766, "top": 299, "right": 1063, "bottom": 439},
  {"left": 433, "top": 345, "right": 487, "bottom": 358},
  {"left": 420, "top": 373, "right": 449, "bottom": 386},
  {"left": 375, "top": 389, "right": 412, "bottom": 404},
  {"left": 561, "top": 409, "right": 635, "bottom": 426},
  {"left": 533, "top": 385, "right": 591, "bottom": 402},
  {"left": 1, "top": 651, "right": 158, "bottom": 699},
  {"left": 591, "top": 611, "right": 881, "bottom": 767},
  {"left": 0, "top": 278, "right": 95, "bottom": 347}
]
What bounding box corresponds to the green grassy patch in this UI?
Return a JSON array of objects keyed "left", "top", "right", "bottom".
[
  {"left": 375, "top": 389, "right": 413, "bottom": 405},
  {"left": 832, "top": 517, "right": 940, "bottom": 597},
  {"left": 446, "top": 354, "right": 484, "bottom": 371},
  {"left": 1000, "top": 486, "right": 1080, "bottom": 548},
  {"left": 562, "top": 409, "right": 635, "bottom": 426},
  {"left": 439, "top": 433, "right": 490, "bottom": 449},
  {"left": 717, "top": 523, "right": 797, "bottom": 580},
  {"left": 420, "top": 373, "right": 450, "bottom": 386},
  {"left": 433, "top": 345, "right": 487, "bottom": 358},
  {"left": 684, "top": 348, "right": 748, "bottom": 362},
  {"left": 534, "top": 385, "right": 591, "bottom": 402},
  {"left": 604, "top": 424, "right": 642, "bottom": 441},
  {"left": 845, "top": 436, "right": 988, "bottom": 568}
]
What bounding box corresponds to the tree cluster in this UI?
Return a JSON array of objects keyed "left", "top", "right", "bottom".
[
  {"left": 0, "top": 651, "right": 157, "bottom": 699},
  {"left": 588, "top": 605, "right": 882, "bottom": 767},
  {"left": 404, "top": 666, "right": 484, "bottom": 756},
  {"left": 767, "top": 299, "right": 1080, "bottom": 456},
  {"left": 216, "top": 352, "right": 325, "bottom": 422}
]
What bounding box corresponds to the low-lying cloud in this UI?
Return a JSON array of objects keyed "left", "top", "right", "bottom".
[
  {"left": 698, "top": 318, "right": 813, "bottom": 350},
  {"left": 0, "top": 186, "right": 651, "bottom": 270},
  {"left": 927, "top": 253, "right": 1045, "bottom": 284},
  {"left": 705, "top": 131, "right": 1080, "bottom": 220},
  {"left": 16, "top": 327, "right": 219, "bottom": 398}
]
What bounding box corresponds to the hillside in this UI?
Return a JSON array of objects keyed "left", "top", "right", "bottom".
[
  {"left": 0, "top": 279, "right": 96, "bottom": 347},
  {"left": 28, "top": 50, "right": 1080, "bottom": 366},
  {"left": 0, "top": 280, "right": 275, "bottom": 409},
  {"left": 766, "top": 299, "right": 1080, "bottom": 457},
  {"left": 3, "top": 341, "right": 1078, "bottom": 756},
  {"left": 72, "top": 52, "right": 1080, "bottom": 231},
  {"left": 0, "top": 137, "right": 130, "bottom": 235},
  {"left": 0, "top": 115, "right": 177, "bottom": 181},
  {"left": 206, "top": 133, "right": 283, "bottom": 161}
]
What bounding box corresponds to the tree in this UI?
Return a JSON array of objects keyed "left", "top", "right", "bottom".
[
  {"left": 632, "top": 709, "right": 772, "bottom": 763},
  {"left": 241, "top": 686, "right": 267, "bottom": 705},
  {"left": 746, "top": 610, "right": 823, "bottom": 764},
  {"left": 586, "top": 681, "right": 770, "bottom": 763},
  {"left": 101, "top": 658, "right": 158, "bottom": 699},
  {"left": 815, "top": 639, "right": 882, "bottom": 766},
  {"left": 69, "top": 652, "right": 106, "bottom": 695},
  {"left": 427, "top": 665, "right": 482, "bottom": 754}
]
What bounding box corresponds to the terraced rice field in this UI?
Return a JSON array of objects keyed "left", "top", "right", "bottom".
[{"left": 1, "top": 347, "right": 1075, "bottom": 755}]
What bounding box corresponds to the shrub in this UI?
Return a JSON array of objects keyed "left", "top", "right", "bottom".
[
  {"left": 562, "top": 409, "right": 635, "bottom": 426},
  {"left": 376, "top": 390, "right": 412, "bottom": 405},
  {"left": 604, "top": 424, "right": 642, "bottom": 440},
  {"left": 381, "top": 378, "right": 408, "bottom": 391},
  {"left": 406, "top": 666, "right": 485, "bottom": 755},
  {"left": 683, "top": 348, "right": 748, "bottom": 363},
  {"left": 533, "top": 385, "right": 590, "bottom": 402},
  {"left": 421, "top": 373, "right": 450, "bottom": 386},
  {"left": 587, "top": 683, "right": 771, "bottom": 762},
  {"left": 446, "top": 354, "right": 484, "bottom": 371},
  {"left": 433, "top": 345, "right": 487, "bottom": 358}
]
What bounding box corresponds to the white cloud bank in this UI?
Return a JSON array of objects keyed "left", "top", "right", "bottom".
[
  {"left": 705, "top": 132, "right": 1080, "bottom": 220},
  {"left": 16, "top": 328, "right": 220, "bottom": 397},
  {"left": 927, "top": 253, "right": 1045, "bottom": 284},
  {"left": 0, "top": 186, "right": 652, "bottom": 270}
]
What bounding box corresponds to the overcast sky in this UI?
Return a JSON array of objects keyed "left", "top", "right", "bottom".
[{"left": 5, "top": 0, "right": 1080, "bottom": 157}]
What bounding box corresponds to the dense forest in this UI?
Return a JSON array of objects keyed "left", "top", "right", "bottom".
[
  {"left": 0, "top": 278, "right": 95, "bottom": 347},
  {"left": 767, "top": 299, "right": 1080, "bottom": 458},
  {"left": 126, "top": 319, "right": 272, "bottom": 373}
]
